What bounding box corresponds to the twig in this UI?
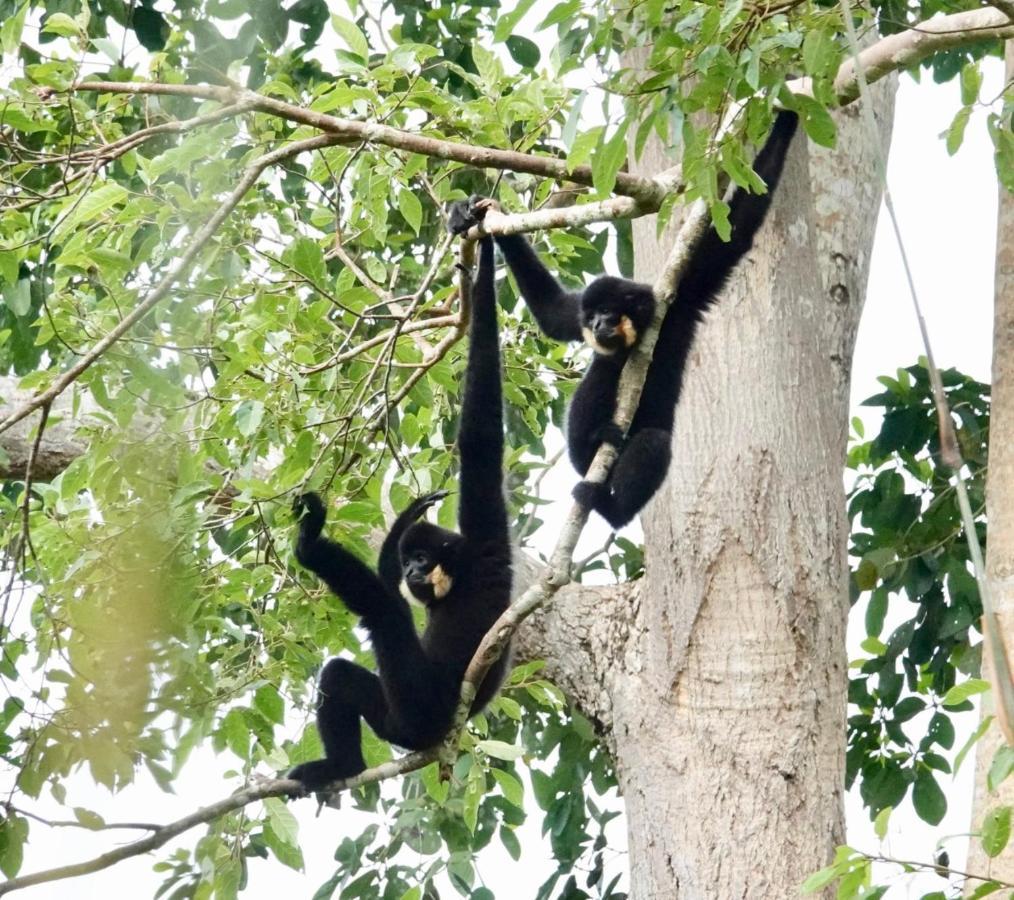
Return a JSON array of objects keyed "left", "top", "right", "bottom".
[{"left": 860, "top": 852, "right": 1014, "bottom": 889}]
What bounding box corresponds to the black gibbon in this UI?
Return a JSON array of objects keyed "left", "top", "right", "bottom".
[
  {"left": 288, "top": 235, "right": 512, "bottom": 794},
  {"left": 449, "top": 110, "right": 798, "bottom": 528}
]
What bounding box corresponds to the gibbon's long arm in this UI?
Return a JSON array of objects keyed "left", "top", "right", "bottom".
[
  {"left": 377, "top": 490, "right": 450, "bottom": 595},
  {"left": 456, "top": 237, "right": 509, "bottom": 545},
  {"left": 633, "top": 109, "right": 799, "bottom": 436},
  {"left": 295, "top": 494, "right": 414, "bottom": 628},
  {"left": 491, "top": 233, "right": 584, "bottom": 342}
]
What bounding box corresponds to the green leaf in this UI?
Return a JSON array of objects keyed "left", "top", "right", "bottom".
[
  {"left": 912, "top": 769, "right": 946, "bottom": 825},
  {"left": 73, "top": 807, "right": 105, "bottom": 830},
  {"left": 794, "top": 97, "right": 837, "bottom": 148},
  {"left": 873, "top": 805, "right": 891, "bottom": 840},
  {"left": 398, "top": 189, "right": 423, "bottom": 235},
  {"left": 330, "top": 15, "right": 369, "bottom": 62},
  {"left": 1, "top": 279, "right": 30, "bottom": 317},
  {"left": 954, "top": 715, "right": 992, "bottom": 774},
  {"left": 988, "top": 745, "right": 1014, "bottom": 791},
  {"left": 567, "top": 126, "right": 603, "bottom": 172},
  {"left": 865, "top": 588, "right": 888, "bottom": 637},
  {"left": 980, "top": 805, "right": 1011, "bottom": 858},
  {"left": 287, "top": 237, "right": 327, "bottom": 286},
  {"left": 494, "top": 0, "right": 537, "bottom": 42},
  {"left": 802, "top": 28, "right": 835, "bottom": 78},
  {"left": 941, "top": 678, "right": 990, "bottom": 708},
  {"left": 800, "top": 865, "right": 839, "bottom": 894},
  {"left": 477, "top": 739, "right": 523, "bottom": 761},
  {"left": 42, "top": 12, "right": 80, "bottom": 37},
  {"left": 1, "top": 2, "right": 29, "bottom": 53},
  {"left": 539, "top": 0, "right": 581, "bottom": 30},
  {"left": 462, "top": 769, "right": 483, "bottom": 833},
  {"left": 506, "top": 35, "right": 540, "bottom": 68},
  {"left": 960, "top": 62, "right": 983, "bottom": 106},
  {"left": 946, "top": 106, "right": 971, "bottom": 157},
  {"left": 0, "top": 814, "right": 27, "bottom": 877},
  {"left": 500, "top": 825, "right": 522, "bottom": 861},
  {"left": 235, "top": 400, "right": 264, "bottom": 437},
  {"left": 55, "top": 183, "right": 127, "bottom": 238},
  {"left": 264, "top": 797, "right": 300, "bottom": 847},
  {"left": 254, "top": 685, "right": 284, "bottom": 724},
  {"left": 591, "top": 122, "right": 629, "bottom": 196},
  {"left": 967, "top": 881, "right": 1005, "bottom": 899},
  {"left": 491, "top": 769, "right": 524, "bottom": 807}
]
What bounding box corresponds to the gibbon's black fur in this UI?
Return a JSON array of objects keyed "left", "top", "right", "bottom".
[
  {"left": 288, "top": 236, "right": 511, "bottom": 794},
  {"left": 449, "top": 111, "right": 798, "bottom": 529}
]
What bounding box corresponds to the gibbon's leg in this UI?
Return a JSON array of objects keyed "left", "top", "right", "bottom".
[
  {"left": 573, "top": 427, "right": 671, "bottom": 529},
  {"left": 566, "top": 357, "right": 623, "bottom": 475},
  {"left": 289, "top": 658, "right": 390, "bottom": 791}
]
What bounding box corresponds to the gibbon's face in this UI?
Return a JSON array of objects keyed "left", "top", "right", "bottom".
[
  {"left": 580, "top": 277, "right": 653, "bottom": 356},
  {"left": 399, "top": 523, "right": 459, "bottom": 606}
]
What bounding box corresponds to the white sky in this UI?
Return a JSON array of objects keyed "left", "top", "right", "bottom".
[{"left": 3, "top": 32, "right": 1006, "bottom": 900}]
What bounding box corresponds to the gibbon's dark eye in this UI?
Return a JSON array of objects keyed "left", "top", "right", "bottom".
[{"left": 414, "top": 552, "right": 427, "bottom": 565}]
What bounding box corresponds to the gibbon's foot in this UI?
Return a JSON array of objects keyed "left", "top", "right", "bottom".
[
  {"left": 572, "top": 480, "right": 608, "bottom": 510},
  {"left": 286, "top": 757, "right": 363, "bottom": 796},
  {"left": 592, "top": 423, "right": 626, "bottom": 450}
]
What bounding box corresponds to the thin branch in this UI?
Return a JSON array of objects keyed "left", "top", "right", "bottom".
[
  {"left": 66, "top": 81, "right": 665, "bottom": 204},
  {"left": 786, "top": 7, "right": 1014, "bottom": 103},
  {"left": 860, "top": 853, "right": 1014, "bottom": 889},
  {"left": 0, "top": 134, "right": 346, "bottom": 437}
]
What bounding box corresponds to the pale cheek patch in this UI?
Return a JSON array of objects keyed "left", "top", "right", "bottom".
[
  {"left": 618, "top": 315, "right": 638, "bottom": 347},
  {"left": 400, "top": 579, "right": 420, "bottom": 605},
  {"left": 582, "top": 326, "right": 615, "bottom": 356},
  {"left": 428, "top": 564, "right": 453, "bottom": 599}
]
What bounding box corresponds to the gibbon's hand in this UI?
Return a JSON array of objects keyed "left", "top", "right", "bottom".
[
  {"left": 447, "top": 195, "right": 504, "bottom": 236},
  {"left": 404, "top": 489, "right": 451, "bottom": 521},
  {"left": 292, "top": 492, "right": 326, "bottom": 541}
]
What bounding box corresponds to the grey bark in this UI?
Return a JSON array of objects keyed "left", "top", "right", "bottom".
[
  {"left": 964, "top": 40, "right": 1014, "bottom": 889},
  {"left": 589, "top": 88, "right": 897, "bottom": 898},
  {"left": 0, "top": 378, "right": 88, "bottom": 480}
]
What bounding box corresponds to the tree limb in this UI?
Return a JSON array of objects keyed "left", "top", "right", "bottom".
[
  {"left": 787, "top": 7, "right": 1014, "bottom": 103},
  {"left": 65, "top": 81, "right": 666, "bottom": 204}
]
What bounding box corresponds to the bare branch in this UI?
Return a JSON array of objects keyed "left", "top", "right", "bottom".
[
  {"left": 787, "top": 7, "right": 1014, "bottom": 103},
  {"left": 67, "top": 81, "right": 665, "bottom": 204}
]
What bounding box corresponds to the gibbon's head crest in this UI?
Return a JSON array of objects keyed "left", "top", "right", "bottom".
[{"left": 579, "top": 276, "right": 655, "bottom": 356}]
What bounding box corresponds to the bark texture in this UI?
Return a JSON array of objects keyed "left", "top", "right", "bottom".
[
  {"left": 965, "top": 40, "right": 1014, "bottom": 889},
  {"left": 607, "top": 87, "right": 895, "bottom": 899}
]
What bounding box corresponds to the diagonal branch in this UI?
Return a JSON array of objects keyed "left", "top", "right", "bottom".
[
  {"left": 787, "top": 7, "right": 1014, "bottom": 103},
  {"left": 66, "top": 81, "right": 665, "bottom": 204}
]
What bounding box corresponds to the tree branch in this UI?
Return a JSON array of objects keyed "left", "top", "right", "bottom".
[
  {"left": 66, "top": 81, "right": 665, "bottom": 204},
  {"left": 787, "top": 7, "right": 1014, "bottom": 103}
]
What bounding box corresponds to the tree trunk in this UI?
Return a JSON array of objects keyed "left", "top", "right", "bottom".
[
  {"left": 608, "top": 90, "right": 895, "bottom": 898},
  {"left": 964, "top": 40, "right": 1014, "bottom": 889}
]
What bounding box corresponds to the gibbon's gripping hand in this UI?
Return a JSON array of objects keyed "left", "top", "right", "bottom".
[
  {"left": 293, "top": 492, "right": 326, "bottom": 542},
  {"left": 404, "top": 489, "right": 450, "bottom": 521},
  {"left": 447, "top": 196, "right": 503, "bottom": 236}
]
